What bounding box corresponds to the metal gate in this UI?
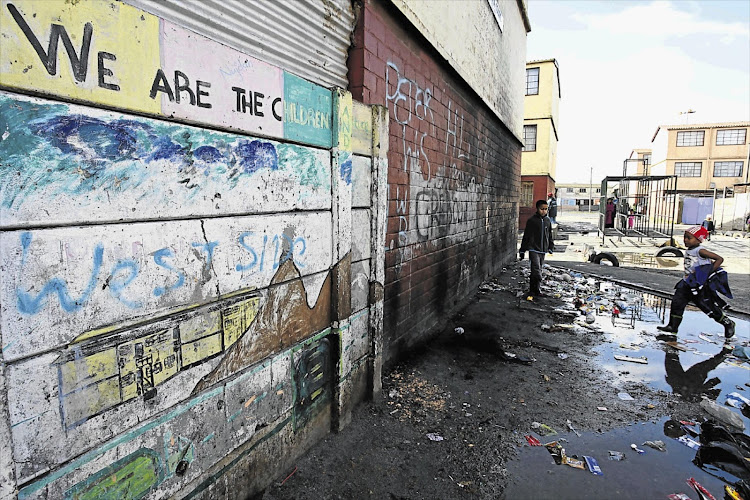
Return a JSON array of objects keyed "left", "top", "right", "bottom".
[{"left": 599, "top": 175, "right": 678, "bottom": 244}]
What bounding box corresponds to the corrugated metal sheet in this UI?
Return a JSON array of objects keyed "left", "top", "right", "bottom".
[{"left": 124, "top": 0, "right": 355, "bottom": 89}]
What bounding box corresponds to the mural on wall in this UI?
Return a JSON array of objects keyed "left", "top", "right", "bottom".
[
  {"left": 1, "top": 1, "right": 382, "bottom": 498},
  {"left": 0, "top": 0, "right": 333, "bottom": 148},
  {"left": 0, "top": 92, "right": 331, "bottom": 226}
]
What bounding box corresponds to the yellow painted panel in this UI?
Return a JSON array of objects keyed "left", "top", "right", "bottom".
[
  {"left": 63, "top": 377, "right": 121, "bottom": 424},
  {"left": 117, "top": 341, "right": 138, "bottom": 402},
  {"left": 60, "top": 348, "right": 118, "bottom": 395},
  {"left": 352, "top": 102, "right": 372, "bottom": 155},
  {"left": 180, "top": 310, "right": 221, "bottom": 343},
  {"left": 223, "top": 297, "right": 261, "bottom": 348},
  {"left": 181, "top": 333, "right": 222, "bottom": 367},
  {"left": 0, "top": 0, "right": 160, "bottom": 113}
]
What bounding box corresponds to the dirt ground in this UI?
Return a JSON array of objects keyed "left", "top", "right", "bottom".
[{"left": 260, "top": 262, "right": 703, "bottom": 500}]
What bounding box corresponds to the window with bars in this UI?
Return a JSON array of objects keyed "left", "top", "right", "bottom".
[
  {"left": 523, "top": 125, "right": 537, "bottom": 152},
  {"left": 716, "top": 129, "right": 746, "bottom": 145},
  {"left": 566, "top": 187, "right": 574, "bottom": 193},
  {"left": 578, "top": 188, "right": 587, "bottom": 193},
  {"left": 676, "top": 130, "right": 704, "bottom": 146},
  {"left": 675, "top": 161, "right": 702, "bottom": 177},
  {"left": 526, "top": 68, "right": 539, "bottom": 95},
  {"left": 521, "top": 182, "right": 534, "bottom": 207},
  {"left": 714, "top": 161, "right": 743, "bottom": 177}
]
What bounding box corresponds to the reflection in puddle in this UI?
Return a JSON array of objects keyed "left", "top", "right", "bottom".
[{"left": 505, "top": 279, "right": 750, "bottom": 500}]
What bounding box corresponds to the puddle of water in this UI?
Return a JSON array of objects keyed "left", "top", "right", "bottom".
[
  {"left": 503, "top": 419, "right": 732, "bottom": 500},
  {"left": 504, "top": 282, "right": 750, "bottom": 499}
]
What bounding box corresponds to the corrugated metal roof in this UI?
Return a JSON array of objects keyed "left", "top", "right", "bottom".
[
  {"left": 662, "top": 121, "right": 750, "bottom": 130},
  {"left": 124, "top": 0, "right": 355, "bottom": 89}
]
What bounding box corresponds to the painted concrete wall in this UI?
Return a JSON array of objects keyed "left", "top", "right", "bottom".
[
  {"left": 0, "top": 1, "right": 387, "bottom": 498},
  {"left": 390, "top": 0, "right": 528, "bottom": 141},
  {"left": 348, "top": 0, "right": 521, "bottom": 362}
]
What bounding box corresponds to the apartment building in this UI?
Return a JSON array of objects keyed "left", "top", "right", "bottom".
[
  {"left": 520, "top": 59, "right": 561, "bottom": 228},
  {"left": 556, "top": 182, "right": 602, "bottom": 211},
  {"left": 651, "top": 122, "right": 750, "bottom": 193}
]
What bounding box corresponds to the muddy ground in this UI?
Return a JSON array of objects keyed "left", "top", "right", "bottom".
[{"left": 260, "top": 262, "right": 716, "bottom": 499}]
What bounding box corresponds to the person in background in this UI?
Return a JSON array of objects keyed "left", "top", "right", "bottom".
[
  {"left": 701, "top": 215, "right": 715, "bottom": 241},
  {"left": 657, "top": 226, "right": 735, "bottom": 339},
  {"left": 604, "top": 198, "right": 615, "bottom": 228},
  {"left": 547, "top": 192, "right": 558, "bottom": 225},
  {"left": 628, "top": 209, "right": 635, "bottom": 230},
  {"left": 519, "top": 200, "right": 554, "bottom": 298}
]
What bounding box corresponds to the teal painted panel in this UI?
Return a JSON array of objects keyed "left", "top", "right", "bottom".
[{"left": 283, "top": 72, "right": 333, "bottom": 148}]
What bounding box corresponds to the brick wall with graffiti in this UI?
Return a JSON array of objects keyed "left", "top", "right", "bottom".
[
  {"left": 0, "top": 1, "right": 387, "bottom": 498},
  {"left": 348, "top": 0, "right": 521, "bottom": 361}
]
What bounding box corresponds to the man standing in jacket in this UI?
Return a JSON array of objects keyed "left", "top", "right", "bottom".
[{"left": 519, "top": 200, "right": 555, "bottom": 298}]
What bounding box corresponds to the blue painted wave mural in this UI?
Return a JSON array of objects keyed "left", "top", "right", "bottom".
[{"left": 0, "top": 93, "right": 331, "bottom": 224}]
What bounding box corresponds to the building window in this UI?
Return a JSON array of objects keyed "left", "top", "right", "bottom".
[
  {"left": 676, "top": 130, "right": 704, "bottom": 147},
  {"left": 521, "top": 182, "right": 534, "bottom": 207},
  {"left": 578, "top": 188, "right": 587, "bottom": 193},
  {"left": 643, "top": 153, "right": 651, "bottom": 165},
  {"left": 526, "top": 68, "right": 539, "bottom": 95},
  {"left": 522, "top": 125, "right": 537, "bottom": 152},
  {"left": 714, "top": 161, "right": 743, "bottom": 177},
  {"left": 716, "top": 129, "right": 746, "bottom": 145},
  {"left": 675, "top": 161, "right": 702, "bottom": 177},
  {"left": 566, "top": 187, "right": 574, "bottom": 193},
  {"left": 595, "top": 188, "right": 601, "bottom": 193}
]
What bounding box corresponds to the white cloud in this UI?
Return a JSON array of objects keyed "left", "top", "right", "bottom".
[{"left": 571, "top": 1, "right": 749, "bottom": 43}]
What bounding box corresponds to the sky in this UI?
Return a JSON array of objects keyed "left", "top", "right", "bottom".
[{"left": 526, "top": 0, "right": 750, "bottom": 184}]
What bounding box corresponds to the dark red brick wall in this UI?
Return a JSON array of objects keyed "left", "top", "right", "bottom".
[{"left": 349, "top": 0, "right": 521, "bottom": 363}]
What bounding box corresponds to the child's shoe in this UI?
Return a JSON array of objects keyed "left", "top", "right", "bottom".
[
  {"left": 657, "top": 324, "right": 678, "bottom": 333},
  {"left": 720, "top": 315, "right": 735, "bottom": 339}
]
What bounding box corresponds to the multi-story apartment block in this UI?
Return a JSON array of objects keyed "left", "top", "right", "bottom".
[
  {"left": 556, "top": 182, "right": 602, "bottom": 211},
  {"left": 520, "top": 59, "right": 561, "bottom": 228},
  {"left": 627, "top": 148, "right": 652, "bottom": 176},
  {"left": 651, "top": 122, "right": 750, "bottom": 193}
]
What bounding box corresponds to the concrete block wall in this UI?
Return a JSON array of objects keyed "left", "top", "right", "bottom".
[
  {"left": 348, "top": 0, "right": 522, "bottom": 362},
  {"left": 0, "top": 1, "right": 387, "bottom": 498}
]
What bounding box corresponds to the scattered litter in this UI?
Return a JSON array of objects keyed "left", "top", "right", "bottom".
[
  {"left": 531, "top": 422, "right": 558, "bottom": 436},
  {"left": 700, "top": 397, "right": 745, "bottom": 430},
  {"left": 566, "top": 419, "right": 581, "bottom": 437},
  {"left": 454, "top": 327, "right": 465, "bottom": 335},
  {"left": 642, "top": 440, "right": 666, "bottom": 452},
  {"left": 543, "top": 374, "right": 551, "bottom": 382},
  {"left": 499, "top": 351, "right": 535, "bottom": 364},
  {"left": 687, "top": 477, "right": 717, "bottom": 500},
  {"left": 630, "top": 443, "right": 645, "bottom": 454},
  {"left": 524, "top": 435, "right": 542, "bottom": 446},
  {"left": 426, "top": 433, "right": 444, "bottom": 442},
  {"left": 667, "top": 495, "right": 692, "bottom": 500},
  {"left": 732, "top": 346, "right": 750, "bottom": 360},
  {"left": 679, "top": 420, "right": 696, "bottom": 427},
  {"left": 725, "top": 392, "right": 750, "bottom": 409},
  {"left": 597, "top": 407, "right": 608, "bottom": 412},
  {"left": 676, "top": 435, "right": 701, "bottom": 450},
  {"left": 614, "top": 354, "right": 648, "bottom": 364},
  {"left": 564, "top": 455, "right": 586, "bottom": 470},
  {"left": 557, "top": 353, "right": 569, "bottom": 360},
  {"left": 618, "top": 392, "right": 635, "bottom": 401},
  {"left": 725, "top": 485, "right": 743, "bottom": 500},
  {"left": 646, "top": 403, "right": 656, "bottom": 409},
  {"left": 665, "top": 342, "right": 689, "bottom": 352},
  {"left": 544, "top": 441, "right": 564, "bottom": 465},
  {"left": 583, "top": 456, "right": 603, "bottom": 475},
  {"left": 699, "top": 334, "right": 718, "bottom": 344},
  {"left": 607, "top": 450, "right": 625, "bottom": 461}
]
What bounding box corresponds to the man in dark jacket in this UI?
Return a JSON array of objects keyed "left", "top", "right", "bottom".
[
  {"left": 519, "top": 200, "right": 554, "bottom": 297},
  {"left": 547, "top": 192, "right": 558, "bottom": 224}
]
